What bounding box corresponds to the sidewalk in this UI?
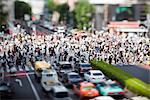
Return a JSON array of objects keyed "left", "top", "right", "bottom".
[{"left": 136, "top": 63, "right": 150, "bottom": 70}]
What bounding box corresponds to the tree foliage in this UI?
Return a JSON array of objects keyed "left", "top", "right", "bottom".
[
  {"left": 145, "top": 4, "right": 150, "bottom": 14},
  {"left": 48, "top": 0, "right": 58, "bottom": 13},
  {"left": 57, "top": 3, "right": 69, "bottom": 22},
  {"left": 0, "top": 0, "right": 8, "bottom": 25},
  {"left": 48, "top": 0, "right": 95, "bottom": 28},
  {"left": 74, "top": 0, "right": 95, "bottom": 29},
  {"left": 48, "top": 0, "right": 70, "bottom": 23},
  {"left": 14, "top": 1, "right": 32, "bottom": 20}
]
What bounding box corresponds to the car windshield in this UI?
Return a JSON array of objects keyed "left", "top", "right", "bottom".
[
  {"left": 99, "top": 82, "right": 107, "bottom": 87},
  {"left": 80, "top": 64, "right": 91, "bottom": 68},
  {"left": 55, "top": 92, "right": 69, "bottom": 98},
  {"left": 61, "top": 64, "right": 72, "bottom": 69},
  {"left": 69, "top": 75, "right": 80, "bottom": 79},
  {"left": 93, "top": 72, "right": 102, "bottom": 76},
  {"left": 83, "top": 86, "right": 94, "bottom": 90}
]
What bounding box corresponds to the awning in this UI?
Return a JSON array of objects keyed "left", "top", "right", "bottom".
[{"left": 116, "top": 28, "right": 148, "bottom": 33}]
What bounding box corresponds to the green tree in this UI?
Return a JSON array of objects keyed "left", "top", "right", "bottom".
[
  {"left": 48, "top": 0, "right": 58, "bottom": 13},
  {"left": 14, "top": 1, "right": 32, "bottom": 20},
  {"left": 0, "top": 0, "right": 8, "bottom": 25},
  {"left": 48, "top": 0, "right": 70, "bottom": 23},
  {"left": 57, "top": 3, "right": 69, "bottom": 22},
  {"left": 74, "top": 0, "right": 95, "bottom": 29},
  {"left": 145, "top": 4, "right": 150, "bottom": 14}
]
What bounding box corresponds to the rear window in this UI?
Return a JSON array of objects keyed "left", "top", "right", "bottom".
[
  {"left": 80, "top": 64, "right": 91, "bottom": 68},
  {"left": 46, "top": 74, "right": 53, "bottom": 77},
  {"left": 93, "top": 72, "right": 102, "bottom": 76},
  {"left": 110, "top": 83, "right": 118, "bottom": 87},
  {"left": 83, "top": 86, "right": 94, "bottom": 90},
  {"left": 61, "top": 64, "right": 72, "bottom": 69},
  {"left": 55, "top": 92, "right": 69, "bottom": 98},
  {"left": 69, "top": 75, "right": 80, "bottom": 79}
]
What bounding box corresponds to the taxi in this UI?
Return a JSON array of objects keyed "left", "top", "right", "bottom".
[{"left": 73, "top": 81, "right": 99, "bottom": 98}]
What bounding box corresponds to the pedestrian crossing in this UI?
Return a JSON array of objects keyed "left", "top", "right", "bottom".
[{"left": 0, "top": 65, "right": 35, "bottom": 74}]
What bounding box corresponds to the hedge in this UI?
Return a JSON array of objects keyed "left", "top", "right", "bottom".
[{"left": 90, "top": 60, "right": 150, "bottom": 98}]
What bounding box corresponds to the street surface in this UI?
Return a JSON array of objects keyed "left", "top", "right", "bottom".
[
  {"left": 116, "top": 64, "right": 150, "bottom": 84},
  {"left": 1, "top": 65, "right": 133, "bottom": 100}
]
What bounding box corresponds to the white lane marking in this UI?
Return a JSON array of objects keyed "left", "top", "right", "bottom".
[
  {"left": 30, "top": 66, "right": 35, "bottom": 70},
  {"left": 25, "top": 65, "right": 30, "bottom": 71},
  {"left": 26, "top": 73, "right": 40, "bottom": 100},
  {"left": 15, "top": 78, "right": 23, "bottom": 87}
]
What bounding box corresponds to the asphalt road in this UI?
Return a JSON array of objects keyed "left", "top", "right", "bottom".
[
  {"left": 1, "top": 70, "right": 132, "bottom": 100},
  {"left": 115, "top": 64, "right": 150, "bottom": 84},
  {"left": 2, "top": 75, "right": 35, "bottom": 100}
]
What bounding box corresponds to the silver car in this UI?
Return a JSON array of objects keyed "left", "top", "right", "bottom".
[{"left": 50, "top": 84, "right": 72, "bottom": 100}]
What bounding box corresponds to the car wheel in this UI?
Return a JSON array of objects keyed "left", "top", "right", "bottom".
[{"left": 79, "top": 95, "right": 83, "bottom": 100}]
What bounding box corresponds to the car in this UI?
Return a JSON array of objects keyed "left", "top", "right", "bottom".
[
  {"left": 84, "top": 70, "right": 106, "bottom": 83},
  {"left": 50, "top": 84, "right": 72, "bottom": 100},
  {"left": 75, "top": 63, "right": 92, "bottom": 74},
  {"left": 90, "top": 96, "right": 115, "bottom": 100},
  {"left": 57, "top": 26, "right": 66, "bottom": 33},
  {"left": 57, "top": 61, "right": 74, "bottom": 77},
  {"left": 62, "top": 72, "right": 83, "bottom": 85},
  {"left": 0, "top": 82, "right": 13, "bottom": 98},
  {"left": 131, "top": 96, "right": 149, "bottom": 100},
  {"left": 73, "top": 81, "right": 99, "bottom": 98},
  {"left": 41, "top": 81, "right": 63, "bottom": 92},
  {"left": 96, "top": 80, "right": 124, "bottom": 96}
]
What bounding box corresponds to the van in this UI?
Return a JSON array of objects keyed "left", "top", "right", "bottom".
[{"left": 34, "top": 61, "right": 58, "bottom": 83}]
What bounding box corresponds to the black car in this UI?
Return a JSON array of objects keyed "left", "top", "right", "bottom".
[
  {"left": 0, "top": 82, "right": 13, "bottom": 98},
  {"left": 75, "top": 63, "right": 92, "bottom": 74}
]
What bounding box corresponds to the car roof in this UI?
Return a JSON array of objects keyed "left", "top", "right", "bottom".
[
  {"left": 52, "top": 85, "right": 68, "bottom": 93},
  {"left": 80, "top": 82, "right": 95, "bottom": 87},
  {"left": 59, "top": 61, "right": 71, "bottom": 65},
  {"left": 89, "top": 70, "right": 102, "bottom": 73},
  {"left": 105, "top": 80, "right": 117, "bottom": 84},
  {"left": 68, "top": 72, "right": 79, "bottom": 75},
  {"left": 35, "top": 61, "right": 51, "bottom": 70},
  {"left": 93, "top": 96, "right": 115, "bottom": 100}
]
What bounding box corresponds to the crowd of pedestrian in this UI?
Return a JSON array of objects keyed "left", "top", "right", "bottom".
[{"left": 0, "top": 24, "right": 150, "bottom": 72}]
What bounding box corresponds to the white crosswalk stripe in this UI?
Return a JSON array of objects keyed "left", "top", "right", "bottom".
[
  {"left": 2, "top": 65, "right": 35, "bottom": 73},
  {"left": 0, "top": 68, "right": 4, "bottom": 73},
  {"left": 25, "top": 65, "right": 31, "bottom": 71},
  {"left": 18, "top": 66, "right": 23, "bottom": 71},
  {"left": 25, "top": 65, "right": 35, "bottom": 72},
  {"left": 6, "top": 66, "right": 10, "bottom": 73}
]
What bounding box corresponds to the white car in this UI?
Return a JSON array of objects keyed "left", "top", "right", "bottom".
[
  {"left": 57, "top": 26, "right": 65, "bottom": 33},
  {"left": 90, "top": 96, "right": 115, "bottom": 100},
  {"left": 131, "top": 96, "right": 149, "bottom": 100},
  {"left": 84, "top": 70, "right": 106, "bottom": 83}
]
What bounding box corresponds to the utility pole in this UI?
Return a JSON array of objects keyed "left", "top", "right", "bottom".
[{"left": 104, "top": 4, "right": 109, "bottom": 26}]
